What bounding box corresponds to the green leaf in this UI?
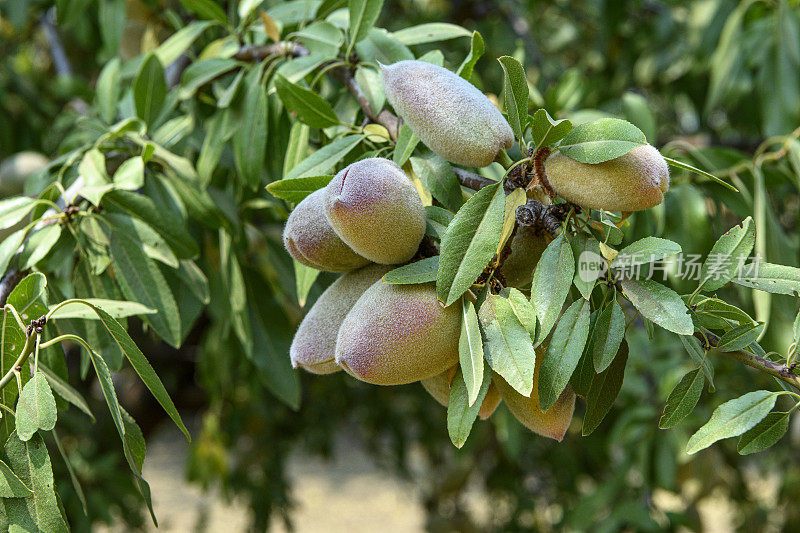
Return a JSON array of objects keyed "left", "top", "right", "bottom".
[
  {"left": 456, "top": 31, "right": 484, "bottom": 80},
  {"left": 459, "top": 299, "right": 483, "bottom": 406},
  {"left": 348, "top": 0, "right": 384, "bottom": 55},
  {"left": 479, "top": 294, "right": 536, "bottom": 397},
  {"left": 243, "top": 277, "right": 301, "bottom": 410},
  {"left": 178, "top": 58, "right": 238, "bottom": 99},
  {"left": 96, "top": 57, "right": 121, "bottom": 123},
  {"left": 112, "top": 156, "right": 145, "bottom": 191},
  {"left": 179, "top": 0, "right": 228, "bottom": 23},
  {"left": 737, "top": 411, "right": 791, "bottom": 455},
  {"left": 285, "top": 134, "right": 364, "bottom": 179},
  {"left": 354, "top": 28, "right": 413, "bottom": 64},
  {"left": 234, "top": 66, "right": 268, "bottom": 190},
  {"left": 698, "top": 217, "right": 755, "bottom": 293},
  {"left": 680, "top": 335, "right": 714, "bottom": 390},
  {"left": 659, "top": 368, "right": 704, "bottom": 429},
  {"left": 447, "top": 365, "right": 492, "bottom": 448},
  {"left": 686, "top": 390, "right": 777, "bottom": 454},
  {"left": 296, "top": 21, "right": 345, "bottom": 56},
  {"left": 410, "top": 155, "right": 462, "bottom": 213},
  {"left": 266, "top": 175, "right": 334, "bottom": 202},
  {"left": 82, "top": 338, "right": 158, "bottom": 523},
  {"left": 570, "top": 233, "right": 600, "bottom": 300},
  {"left": 664, "top": 156, "right": 738, "bottom": 192},
  {"left": 51, "top": 428, "right": 87, "bottom": 515},
  {"left": 98, "top": 0, "right": 125, "bottom": 56},
  {"left": 133, "top": 53, "right": 167, "bottom": 128},
  {"left": 293, "top": 260, "right": 319, "bottom": 308},
  {"left": 39, "top": 363, "right": 94, "bottom": 421},
  {"left": 611, "top": 237, "right": 682, "bottom": 269},
  {"left": 15, "top": 372, "right": 57, "bottom": 441},
  {"left": 538, "top": 299, "right": 590, "bottom": 411},
  {"left": 425, "top": 205, "right": 453, "bottom": 239},
  {"left": 733, "top": 262, "right": 800, "bottom": 296},
  {"left": 529, "top": 109, "right": 572, "bottom": 153},
  {"left": 19, "top": 225, "right": 62, "bottom": 271},
  {"left": 0, "top": 230, "right": 26, "bottom": 276},
  {"left": 503, "top": 287, "right": 536, "bottom": 339},
  {"left": 103, "top": 212, "right": 178, "bottom": 268},
  {"left": 0, "top": 197, "right": 36, "bottom": 230},
  {"left": 437, "top": 183, "right": 505, "bottom": 306},
  {"left": 49, "top": 299, "right": 155, "bottom": 320},
  {"left": 79, "top": 149, "right": 112, "bottom": 206},
  {"left": 531, "top": 233, "right": 575, "bottom": 344},
  {"left": 103, "top": 190, "right": 199, "bottom": 259},
  {"left": 383, "top": 256, "right": 439, "bottom": 284},
  {"left": 354, "top": 66, "right": 385, "bottom": 114},
  {"left": 155, "top": 20, "right": 215, "bottom": 67},
  {"left": 108, "top": 231, "right": 182, "bottom": 347},
  {"left": 592, "top": 295, "right": 625, "bottom": 373},
  {"left": 619, "top": 278, "right": 694, "bottom": 335},
  {"left": 83, "top": 303, "right": 190, "bottom": 441},
  {"left": 5, "top": 432, "right": 69, "bottom": 533},
  {"left": 392, "top": 124, "right": 420, "bottom": 166},
  {"left": 497, "top": 56, "right": 528, "bottom": 140},
  {"left": 0, "top": 458, "right": 31, "bottom": 498},
  {"left": 275, "top": 74, "right": 340, "bottom": 128},
  {"left": 716, "top": 322, "right": 766, "bottom": 352},
  {"left": 391, "top": 22, "right": 470, "bottom": 45},
  {"left": 558, "top": 118, "right": 647, "bottom": 164},
  {"left": 692, "top": 297, "right": 755, "bottom": 328},
  {"left": 283, "top": 122, "right": 311, "bottom": 177},
  {"left": 582, "top": 340, "right": 628, "bottom": 435}
]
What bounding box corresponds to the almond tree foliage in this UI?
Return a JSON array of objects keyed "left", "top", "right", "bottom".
[{"left": 1, "top": 0, "right": 800, "bottom": 531}]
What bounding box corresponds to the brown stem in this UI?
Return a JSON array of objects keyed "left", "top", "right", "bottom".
[
  {"left": 696, "top": 331, "right": 800, "bottom": 392},
  {"left": 452, "top": 168, "right": 496, "bottom": 190}
]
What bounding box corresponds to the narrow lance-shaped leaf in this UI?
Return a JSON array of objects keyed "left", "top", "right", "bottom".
[
  {"left": 383, "top": 256, "right": 439, "bottom": 285},
  {"left": 266, "top": 175, "right": 334, "bottom": 202},
  {"left": 531, "top": 232, "right": 575, "bottom": 344},
  {"left": 659, "top": 368, "right": 704, "bottom": 429},
  {"left": 715, "top": 322, "right": 766, "bottom": 352},
  {"left": 79, "top": 302, "right": 190, "bottom": 441},
  {"left": 591, "top": 294, "right": 625, "bottom": 373},
  {"left": 619, "top": 278, "right": 694, "bottom": 335},
  {"left": 456, "top": 31, "right": 485, "bottom": 80},
  {"left": 737, "top": 411, "right": 791, "bottom": 455},
  {"left": 275, "top": 74, "right": 340, "bottom": 128},
  {"left": 497, "top": 56, "right": 528, "bottom": 139},
  {"left": 697, "top": 217, "right": 755, "bottom": 293},
  {"left": 234, "top": 65, "right": 268, "bottom": 190},
  {"left": 558, "top": 118, "right": 646, "bottom": 164},
  {"left": 347, "top": 0, "right": 385, "bottom": 55},
  {"left": 686, "top": 390, "right": 778, "bottom": 454},
  {"left": 538, "top": 298, "right": 590, "bottom": 411},
  {"left": 437, "top": 182, "right": 505, "bottom": 306},
  {"left": 479, "top": 294, "right": 536, "bottom": 397},
  {"left": 529, "top": 109, "right": 572, "bottom": 153},
  {"left": 133, "top": 53, "right": 167, "bottom": 128},
  {"left": 447, "top": 365, "right": 492, "bottom": 448},
  {"left": 459, "top": 299, "right": 483, "bottom": 406},
  {"left": 582, "top": 340, "right": 628, "bottom": 435},
  {"left": 108, "top": 230, "right": 182, "bottom": 347}
]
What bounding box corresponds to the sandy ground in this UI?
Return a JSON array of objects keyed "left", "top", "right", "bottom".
[{"left": 116, "top": 423, "right": 425, "bottom": 532}]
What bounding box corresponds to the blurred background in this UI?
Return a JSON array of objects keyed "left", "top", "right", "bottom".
[{"left": 2, "top": 0, "right": 800, "bottom": 531}]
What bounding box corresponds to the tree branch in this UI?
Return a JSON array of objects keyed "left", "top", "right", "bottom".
[
  {"left": 697, "top": 331, "right": 800, "bottom": 392},
  {"left": 452, "top": 168, "right": 496, "bottom": 190}
]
